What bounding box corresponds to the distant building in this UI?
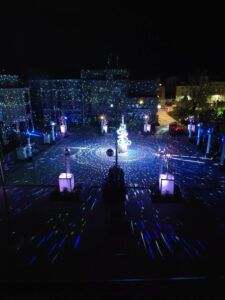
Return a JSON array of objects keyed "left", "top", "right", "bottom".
[
  {"left": 0, "top": 75, "right": 33, "bottom": 145},
  {"left": 29, "top": 79, "right": 82, "bottom": 125},
  {"left": 176, "top": 81, "right": 225, "bottom": 105},
  {"left": 29, "top": 69, "right": 159, "bottom": 125}
]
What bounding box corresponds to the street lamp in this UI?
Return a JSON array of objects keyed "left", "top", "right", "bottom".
[
  {"left": 206, "top": 127, "right": 213, "bottom": 157},
  {"left": 143, "top": 115, "right": 151, "bottom": 133},
  {"left": 196, "top": 122, "right": 203, "bottom": 146},
  {"left": 26, "top": 132, "right": 33, "bottom": 161},
  {"left": 50, "top": 121, "right": 56, "bottom": 143},
  {"left": 220, "top": 135, "right": 225, "bottom": 167},
  {"left": 64, "top": 116, "right": 68, "bottom": 132},
  {"left": 99, "top": 115, "right": 108, "bottom": 134}
]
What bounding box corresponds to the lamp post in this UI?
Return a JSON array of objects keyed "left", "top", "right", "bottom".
[
  {"left": 188, "top": 118, "right": 195, "bottom": 139},
  {"left": 220, "top": 135, "right": 225, "bottom": 167},
  {"left": 64, "top": 147, "right": 71, "bottom": 174},
  {"left": 206, "top": 128, "right": 213, "bottom": 157},
  {"left": 100, "top": 115, "right": 107, "bottom": 135},
  {"left": 196, "top": 122, "right": 203, "bottom": 146},
  {"left": 64, "top": 116, "right": 68, "bottom": 132},
  {"left": 144, "top": 115, "right": 151, "bottom": 133},
  {"left": 26, "top": 133, "right": 32, "bottom": 160},
  {"left": 188, "top": 122, "right": 193, "bottom": 138},
  {"left": 51, "top": 121, "right": 56, "bottom": 143}
]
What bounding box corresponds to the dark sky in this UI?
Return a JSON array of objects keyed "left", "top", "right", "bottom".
[{"left": 0, "top": 2, "right": 225, "bottom": 80}]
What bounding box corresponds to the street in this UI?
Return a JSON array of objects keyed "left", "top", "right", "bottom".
[{"left": 1, "top": 131, "right": 225, "bottom": 283}]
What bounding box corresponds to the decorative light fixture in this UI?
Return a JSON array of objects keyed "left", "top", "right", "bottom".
[{"left": 117, "top": 115, "right": 131, "bottom": 153}]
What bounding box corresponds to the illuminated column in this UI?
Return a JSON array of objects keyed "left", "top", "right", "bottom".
[
  {"left": 64, "top": 147, "right": 71, "bottom": 174},
  {"left": 188, "top": 118, "right": 195, "bottom": 138},
  {"left": 117, "top": 115, "right": 131, "bottom": 153},
  {"left": 206, "top": 128, "right": 213, "bottom": 156},
  {"left": 143, "top": 115, "right": 149, "bottom": 132},
  {"left": 220, "top": 135, "right": 225, "bottom": 166},
  {"left": 26, "top": 134, "right": 32, "bottom": 159},
  {"left": 60, "top": 124, "right": 67, "bottom": 135},
  {"left": 64, "top": 116, "right": 68, "bottom": 132},
  {"left": 196, "top": 123, "right": 203, "bottom": 146},
  {"left": 100, "top": 115, "right": 108, "bottom": 134},
  {"left": 43, "top": 132, "right": 51, "bottom": 144},
  {"left": 188, "top": 123, "right": 193, "bottom": 138},
  {"left": 51, "top": 121, "right": 56, "bottom": 143}
]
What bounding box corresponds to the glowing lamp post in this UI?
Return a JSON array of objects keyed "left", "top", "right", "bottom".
[
  {"left": 143, "top": 115, "right": 151, "bottom": 133},
  {"left": 206, "top": 128, "right": 213, "bottom": 157},
  {"left": 64, "top": 116, "right": 68, "bottom": 131},
  {"left": 43, "top": 132, "right": 51, "bottom": 144},
  {"left": 60, "top": 124, "right": 67, "bottom": 135},
  {"left": 26, "top": 133, "right": 33, "bottom": 160},
  {"left": 60, "top": 116, "right": 68, "bottom": 135},
  {"left": 139, "top": 99, "right": 144, "bottom": 105},
  {"left": 100, "top": 115, "right": 108, "bottom": 134},
  {"left": 117, "top": 115, "right": 131, "bottom": 153},
  {"left": 196, "top": 122, "right": 203, "bottom": 146},
  {"left": 58, "top": 147, "right": 74, "bottom": 192},
  {"left": 220, "top": 135, "right": 225, "bottom": 166},
  {"left": 188, "top": 119, "right": 195, "bottom": 138},
  {"left": 51, "top": 121, "right": 56, "bottom": 143},
  {"left": 16, "top": 146, "right": 27, "bottom": 160},
  {"left": 64, "top": 147, "right": 71, "bottom": 174}
]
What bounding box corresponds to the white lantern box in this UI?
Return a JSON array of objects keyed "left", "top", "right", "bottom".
[
  {"left": 58, "top": 173, "right": 75, "bottom": 192},
  {"left": 188, "top": 124, "right": 195, "bottom": 133},
  {"left": 144, "top": 124, "right": 151, "bottom": 133},
  {"left": 44, "top": 133, "right": 51, "bottom": 144},
  {"left": 60, "top": 124, "right": 67, "bottom": 134},
  {"left": 103, "top": 125, "right": 108, "bottom": 134},
  {"left": 16, "top": 147, "right": 27, "bottom": 160},
  {"left": 159, "top": 173, "right": 175, "bottom": 196}
]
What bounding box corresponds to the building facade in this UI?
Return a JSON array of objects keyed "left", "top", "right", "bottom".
[
  {"left": 29, "top": 69, "right": 159, "bottom": 126},
  {"left": 176, "top": 81, "right": 225, "bottom": 105},
  {"left": 0, "top": 75, "right": 33, "bottom": 145}
]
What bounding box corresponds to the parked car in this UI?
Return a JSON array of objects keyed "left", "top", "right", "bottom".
[{"left": 169, "top": 122, "right": 187, "bottom": 135}]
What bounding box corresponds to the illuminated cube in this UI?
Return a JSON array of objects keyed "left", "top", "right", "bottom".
[
  {"left": 16, "top": 147, "right": 27, "bottom": 160},
  {"left": 43, "top": 133, "right": 51, "bottom": 144},
  {"left": 144, "top": 124, "right": 151, "bottom": 132},
  {"left": 159, "top": 173, "right": 175, "bottom": 196},
  {"left": 103, "top": 125, "right": 108, "bottom": 134},
  {"left": 60, "top": 124, "right": 67, "bottom": 134},
  {"left": 58, "top": 173, "right": 74, "bottom": 192}
]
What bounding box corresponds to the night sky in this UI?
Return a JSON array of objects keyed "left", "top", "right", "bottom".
[{"left": 0, "top": 2, "right": 224, "bottom": 80}]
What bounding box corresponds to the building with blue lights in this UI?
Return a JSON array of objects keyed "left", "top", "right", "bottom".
[
  {"left": 0, "top": 75, "right": 33, "bottom": 146},
  {"left": 29, "top": 69, "right": 159, "bottom": 126}
]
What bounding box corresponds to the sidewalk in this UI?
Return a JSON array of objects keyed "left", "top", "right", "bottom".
[
  {"left": 2, "top": 133, "right": 68, "bottom": 175},
  {"left": 155, "top": 108, "right": 176, "bottom": 135},
  {"left": 157, "top": 108, "right": 176, "bottom": 127}
]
